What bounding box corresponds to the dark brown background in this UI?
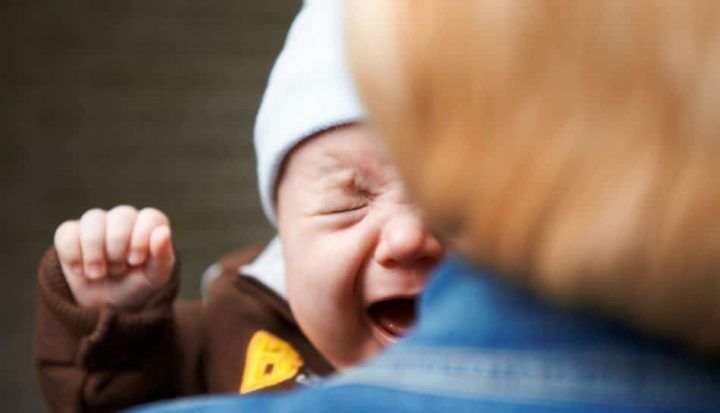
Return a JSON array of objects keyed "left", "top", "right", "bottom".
[{"left": 1, "top": 1, "right": 297, "bottom": 410}]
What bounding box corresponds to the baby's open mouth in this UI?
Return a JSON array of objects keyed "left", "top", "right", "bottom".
[{"left": 367, "top": 297, "right": 417, "bottom": 344}]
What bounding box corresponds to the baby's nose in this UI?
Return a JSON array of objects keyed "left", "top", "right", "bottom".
[{"left": 374, "top": 209, "right": 444, "bottom": 268}]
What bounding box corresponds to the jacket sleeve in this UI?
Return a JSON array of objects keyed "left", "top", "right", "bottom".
[{"left": 33, "top": 247, "right": 201, "bottom": 413}]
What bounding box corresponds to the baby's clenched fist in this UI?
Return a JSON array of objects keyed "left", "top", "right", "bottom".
[{"left": 53, "top": 206, "right": 175, "bottom": 309}]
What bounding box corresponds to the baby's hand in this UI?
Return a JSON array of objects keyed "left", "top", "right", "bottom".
[{"left": 53, "top": 206, "right": 176, "bottom": 309}]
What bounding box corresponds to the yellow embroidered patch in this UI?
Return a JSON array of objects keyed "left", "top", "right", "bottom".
[{"left": 239, "top": 330, "right": 304, "bottom": 394}]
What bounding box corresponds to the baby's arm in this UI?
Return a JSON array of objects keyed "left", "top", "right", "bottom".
[{"left": 34, "top": 206, "right": 187, "bottom": 412}]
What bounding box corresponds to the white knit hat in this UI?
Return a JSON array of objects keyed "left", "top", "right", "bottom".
[{"left": 254, "top": 0, "right": 364, "bottom": 226}]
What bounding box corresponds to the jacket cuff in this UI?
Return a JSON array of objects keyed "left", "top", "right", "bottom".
[{"left": 36, "top": 247, "right": 180, "bottom": 367}]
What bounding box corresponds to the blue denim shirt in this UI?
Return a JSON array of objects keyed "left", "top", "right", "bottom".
[{"left": 132, "top": 257, "right": 720, "bottom": 412}]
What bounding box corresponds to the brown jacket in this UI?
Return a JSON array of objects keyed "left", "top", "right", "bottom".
[{"left": 34, "top": 246, "right": 334, "bottom": 413}]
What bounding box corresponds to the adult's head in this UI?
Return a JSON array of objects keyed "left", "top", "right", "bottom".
[{"left": 347, "top": 0, "right": 720, "bottom": 350}]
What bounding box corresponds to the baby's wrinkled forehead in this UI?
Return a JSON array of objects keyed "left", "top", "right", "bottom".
[{"left": 311, "top": 146, "right": 397, "bottom": 190}]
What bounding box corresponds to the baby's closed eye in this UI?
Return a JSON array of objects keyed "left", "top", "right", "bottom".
[
  {"left": 305, "top": 197, "right": 369, "bottom": 229},
  {"left": 318, "top": 200, "right": 369, "bottom": 215},
  {"left": 306, "top": 166, "right": 383, "bottom": 218}
]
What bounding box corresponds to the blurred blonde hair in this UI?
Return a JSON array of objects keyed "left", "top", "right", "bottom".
[{"left": 347, "top": 0, "right": 720, "bottom": 349}]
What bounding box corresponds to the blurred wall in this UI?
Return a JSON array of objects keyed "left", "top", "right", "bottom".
[{"left": 0, "top": 1, "right": 297, "bottom": 410}]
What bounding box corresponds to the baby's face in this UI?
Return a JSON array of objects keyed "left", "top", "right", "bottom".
[{"left": 277, "top": 125, "right": 444, "bottom": 369}]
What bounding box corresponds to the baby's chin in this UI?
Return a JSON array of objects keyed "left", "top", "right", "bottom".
[
  {"left": 321, "top": 297, "right": 420, "bottom": 370},
  {"left": 321, "top": 300, "right": 419, "bottom": 370},
  {"left": 324, "top": 331, "right": 398, "bottom": 370}
]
